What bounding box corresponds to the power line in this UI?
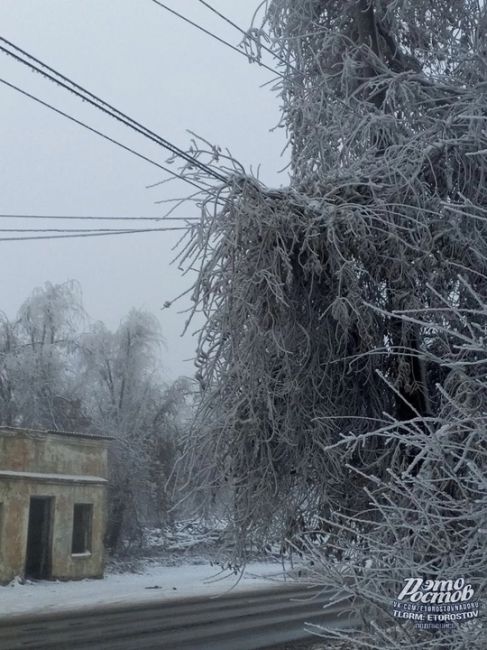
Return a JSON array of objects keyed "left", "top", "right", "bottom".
[
  {"left": 195, "top": 0, "right": 293, "bottom": 71},
  {"left": 0, "top": 37, "right": 224, "bottom": 183},
  {"left": 0, "top": 214, "right": 199, "bottom": 221},
  {"left": 0, "top": 76, "right": 207, "bottom": 192},
  {"left": 0, "top": 39, "right": 223, "bottom": 184},
  {"left": 0, "top": 226, "right": 191, "bottom": 242},
  {"left": 0, "top": 37, "right": 227, "bottom": 183},
  {"left": 150, "top": 0, "right": 284, "bottom": 80},
  {"left": 0, "top": 227, "right": 187, "bottom": 232}
]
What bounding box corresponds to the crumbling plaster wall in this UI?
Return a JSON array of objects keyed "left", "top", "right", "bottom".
[
  {"left": 0, "top": 428, "right": 108, "bottom": 478},
  {"left": 0, "top": 428, "right": 109, "bottom": 585},
  {"left": 0, "top": 477, "right": 106, "bottom": 584}
]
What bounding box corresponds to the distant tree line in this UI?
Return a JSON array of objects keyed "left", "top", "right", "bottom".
[{"left": 0, "top": 280, "right": 192, "bottom": 551}]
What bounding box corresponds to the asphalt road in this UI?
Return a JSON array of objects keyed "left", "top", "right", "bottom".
[{"left": 0, "top": 584, "right": 355, "bottom": 650}]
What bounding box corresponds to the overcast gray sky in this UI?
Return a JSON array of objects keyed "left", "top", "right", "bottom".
[{"left": 0, "top": 0, "right": 287, "bottom": 380}]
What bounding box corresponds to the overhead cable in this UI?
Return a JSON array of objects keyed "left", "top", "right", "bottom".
[
  {"left": 0, "top": 36, "right": 227, "bottom": 183},
  {"left": 0, "top": 77, "right": 207, "bottom": 192},
  {"left": 0, "top": 214, "right": 198, "bottom": 221},
  {"left": 196, "top": 0, "right": 293, "bottom": 71},
  {"left": 0, "top": 227, "right": 187, "bottom": 232},
  {"left": 0, "top": 226, "right": 191, "bottom": 242},
  {"left": 151, "top": 0, "right": 284, "bottom": 80}
]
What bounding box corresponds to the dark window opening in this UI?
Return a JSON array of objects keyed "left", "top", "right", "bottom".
[{"left": 71, "top": 503, "right": 93, "bottom": 554}]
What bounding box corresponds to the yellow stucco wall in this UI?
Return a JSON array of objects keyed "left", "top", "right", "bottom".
[
  {"left": 0, "top": 428, "right": 110, "bottom": 585},
  {"left": 0, "top": 428, "right": 108, "bottom": 478}
]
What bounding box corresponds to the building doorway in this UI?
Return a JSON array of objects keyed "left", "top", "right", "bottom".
[{"left": 25, "top": 496, "right": 53, "bottom": 580}]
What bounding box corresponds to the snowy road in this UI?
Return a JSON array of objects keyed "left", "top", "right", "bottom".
[
  {"left": 0, "top": 583, "right": 355, "bottom": 649},
  {"left": 0, "top": 562, "right": 286, "bottom": 618}
]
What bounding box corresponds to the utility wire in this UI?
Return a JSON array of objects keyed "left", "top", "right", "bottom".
[
  {"left": 0, "top": 37, "right": 227, "bottom": 183},
  {"left": 195, "top": 0, "right": 293, "bottom": 72},
  {"left": 0, "top": 227, "right": 188, "bottom": 232},
  {"left": 0, "top": 77, "right": 207, "bottom": 192},
  {"left": 0, "top": 214, "right": 199, "bottom": 221},
  {"left": 0, "top": 226, "right": 190, "bottom": 242},
  {"left": 151, "top": 0, "right": 284, "bottom": 80}
]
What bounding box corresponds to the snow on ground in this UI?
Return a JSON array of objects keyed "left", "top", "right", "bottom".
[{"left": 0, "top": 561, "right": 294, "bottom": 619}]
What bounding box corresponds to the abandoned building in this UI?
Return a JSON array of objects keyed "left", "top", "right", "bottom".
[{"left": 0, "top": 426, "right": 111, "bottom": 584}]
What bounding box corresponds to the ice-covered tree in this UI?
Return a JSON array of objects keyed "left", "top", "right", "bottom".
[
  {"left": 0, "top": 285, "right": 190, "bottom": 552},
  {"left": 178, "top": 1, "right": 487, "bottom": 647},
  {"left": 79, "top": 310, "right": 191, "bottom": 549},
  {"left": 0, "top": 281, "right": 87, "bottom": 430},
  {"left": 0, "top": 311, "right": 20, "bottom": 427}
]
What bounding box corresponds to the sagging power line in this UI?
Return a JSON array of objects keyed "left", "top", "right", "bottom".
[
  {"left": 0, "top": 77, "right": 208, "bottom": 192},
  {"left": 0, "top": 36, "right": 227, "bottom": 184},
  {"left": 0, "top": 226, "right": 190, "bottom": 242},
  {"left": 0, "top": 214, "right": 199, "bottom": 221},
  {"left": 195, "top": 0, "right": 294, "bottom": 72},
  {"left": 150, "top": 0, "right": 284, "bottom": 80},
  {"left": 0, "top": 227, "right": 188, "bottom": 232}
]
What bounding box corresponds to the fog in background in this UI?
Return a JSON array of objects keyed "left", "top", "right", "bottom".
[{"left": 0, "top": 0, "right": 287, "bottom": 379}]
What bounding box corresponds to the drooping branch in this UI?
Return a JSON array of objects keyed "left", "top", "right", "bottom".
[{"left": 174, "top": 3, "right": 487, "bottom": 646}]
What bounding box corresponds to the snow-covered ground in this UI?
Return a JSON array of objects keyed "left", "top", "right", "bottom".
[{"left": 0, "top": 561, "right": 293, "bottom": 619}]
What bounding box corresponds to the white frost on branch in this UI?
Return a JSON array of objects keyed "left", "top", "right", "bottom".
[{"left": 173, "top": 2, "right": 487, "bottom": 647}]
